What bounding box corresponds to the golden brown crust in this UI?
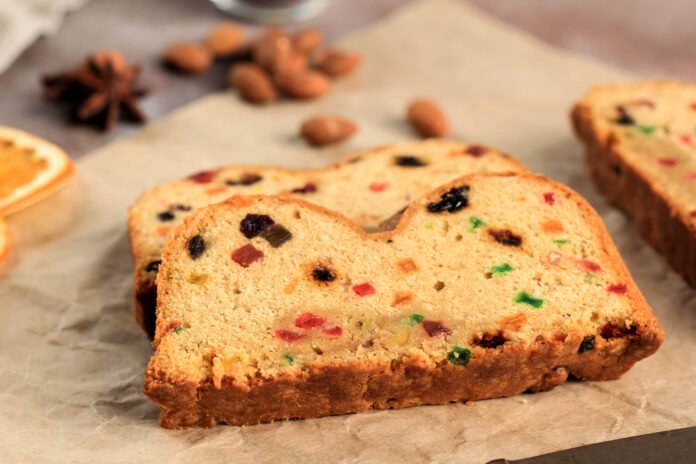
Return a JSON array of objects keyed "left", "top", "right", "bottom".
[
  {"left": 571, "top": 92, "right": 696, "bottom": 287},
  {"left": 146, "top": 172, "right": 664, "bottom": 428}
]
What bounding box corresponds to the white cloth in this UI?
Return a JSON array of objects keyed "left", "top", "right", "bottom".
[{"left": 0, "top": 0, "right": 91, "bottom": 74}]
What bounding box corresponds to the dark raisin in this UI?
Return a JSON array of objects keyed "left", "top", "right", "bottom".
[
  {"left": 226, "top": 173, "right": 262, "bottom": 186},
  {"left": 145, "top": 260, "right": 162, "bottom": 272},
  {"left": 231, "top": 244, "right": 264, "bottom": 267},
  {"left": 312, "top": 266, "right": 336, "bottom": 282},
  {"left": 187, "top": 235, "right": 206, "bottom": 259},
  {"left": 600, "top": 322, "right": 637, "bottom": 339},
  {"left": 240, "top": 214, "right": 275, "bottom": 239},
  {"left": 611, "top": 165, "right": 622, "bottom": 176},
  {"left": 394, "top": 155, "right": 427, "bottom": 167},
  {"left": 260, "top": 224, "right": 292, "bottom": 248},
  {"left": 578, "top": 335, "right": 596, "bottom": 353},
  {"left": 488, "top": 228, "right": 522, "bottom": 247},
  {"left": 422, "top": 320, "right": 451, "bottom": 337},
  {"left": 157, "top": 211, "right": 175, "bottom": 221},
  {"left": 173, "top": 204, "right": 192, "bottom": 211},
  {"left": 465, "top": 145, "right": 487, "bottom": 157},
  {"left": 291, "top": 182, "right": 318, "bottom": 194},
  {"left": 615, "top": 106, "right": 635, "bottom": 125},
  {"left": 426, "top": 186, "right": 469, "bottom": 213},
  {"left": 472, "top": 330, "right": 508, "bottom": 349}
]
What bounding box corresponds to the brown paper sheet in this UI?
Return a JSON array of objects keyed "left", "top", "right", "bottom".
[{"left": 2, "top": 0, "right": 695, "bottom": 462}]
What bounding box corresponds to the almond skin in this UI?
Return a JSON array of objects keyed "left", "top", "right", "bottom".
[
  {"left": 291, "top": 28, "right": 323, "bottom": 54},
  {"left": 229, "top": 63, "right": 276, "bottom": 104},
  {"left": 205, "top": 22, "right": 245, "bottom": 58},
  {"left": 316, "top": 48, "right": 361, "bottom": 78},
  {"left": 407, "top": 99, "right": 449, "bottom": 137},
  {"left": 277, "top": 71, "right": 330, "bottom": 99},
  {"left": 252, "top": 28, "right": 293, "bottom": 73},
  {"left": 300, "top": 115, "right": 357, "bottom": 146},
  {"left": 163, "top": 42, "right": 212, "bottom": 74},
  {"left": 271, "top": 50, "right": 308, "bottom": 78}
]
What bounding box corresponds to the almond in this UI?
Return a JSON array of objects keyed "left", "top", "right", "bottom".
[
  {"left": 316, "top": 48, "right": 361, "bottom": 78},
  {"left": 163, "top": 42, "right": 212, "bottom": 75},
  {"left": 291, "top": 28, "right": 323, "bottom": 55},
  {"left": 271, "top": 50, "right": 307, "bottom": 78},
  {"left": 252, "top": 28, "right": 293, "bottom": 72},
  {"left": 277, "top": 70, "right": 330, "bottom": 99},
  {"left": 205, "top": 22, "right": 245, "bottom": 58},
  {"left": 300, "top": 115, "right": 357, "bottom": 146},
  {"left": 229, "top": 63, "right": 276, "bottom": 104},
  {"left": 407, "top": 99, "right": 449, "bottom": 138}
]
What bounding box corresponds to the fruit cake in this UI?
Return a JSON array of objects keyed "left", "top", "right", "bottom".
[
  {"left": 572, "top": 81, "right": 696, "bottom": 287},
  {"left": 129, "top": 140, "right": 525, "bottom": 337},
  {"left": 145, "top": 172, "right": 663, "bottom": 428}
]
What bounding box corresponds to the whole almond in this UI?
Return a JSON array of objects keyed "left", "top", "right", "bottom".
[
  {"left": 277, "top": 70, "right": 330, "bottom": 99},
  {"left": 316, "top": 48, "right": 361, "bottom": 78},
  {"left": 300, "top": 115, "right": 357, "bottom": 146},
  {"left": 291, "top": 28, "right": 323, "bottom": 55},
  {"left": 163, "top": 42, "right": 212, "bottom": 74},
  {"left": 270, "top": 49, "right": 307, "bottom": 78},
  {"left": 253, "top": 28, "right": 293, "bottom": 72},
  {"left": 229, "top": 63, "right": 276, "bottom": 104},
  {"left": 205, "top": 22, "right": 245, "bottom": 58},
  {"left": 407, "top": 99, "right": 449, "bottom": 138}
]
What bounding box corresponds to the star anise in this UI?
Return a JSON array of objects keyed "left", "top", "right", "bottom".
[{"left": 42, "top": 50, "right": 148, "bottom": 131}]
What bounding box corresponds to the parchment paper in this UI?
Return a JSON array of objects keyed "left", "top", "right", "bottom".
[{"left": 2, "top": 0, "right": 695, "bottom": 462}]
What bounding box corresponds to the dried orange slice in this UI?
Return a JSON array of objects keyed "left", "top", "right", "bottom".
[
  {"left": 0, "top": 126, "right": 74, "bottom": 217},
  {"left": 0, "top": 219, "right": 9, "bottom": 263}
]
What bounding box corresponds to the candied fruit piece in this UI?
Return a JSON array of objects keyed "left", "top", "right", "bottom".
[
  {"left": 543, "top": 192, "right": 556, "bottom": 205},
  {"left": 187, "top": 235, "right": 206, "bottom": 259},
  {"left": 553, "top": 239, "right": 570, "bottom": 247},
  {"left": 156, "top": 226, "right": 171, "bottom": 237},
  {"left": 409, "top": 313, "right": 425, "bottom": 324},
  {"left": 607, "top": 283, "right": 627, "bottom": 295},
  {"left": 231, "top": 244, "right": 264, "bottom": 267},
  {"left": 657, "top": 158, "right": 677, "bottom": 167},
  {"left": 468, "top": 216, "right": 485, "bottom": 232},
  {"left": 391, "top": 291, "right": 414, "bottom": 307},
  {"left": 422, "top": 320, "right": 451, "bottom": 337},
  {"left": 189, "top": 171, "right": 215, "bottom": 183},
  {"left": 541, "top": 220, "right": 564, "bottom": 234},
  {"left": 240, "top": 214, "right": 274, "bottom": 239},
  {"left": 295, "top": 312, "right": 326, "bottom": 329},
  {"left": 157, "top": 211, "right": 175, "bottom": 222},
  {"left": 680, "top": 135, "right": 692, "bottom": 145},
  {"left": 499, "top": 312, "right": 527, "bottom": 332},
  {"left": 578, "top": 335, "right": 595, "bottom": 353},
  {"left": 396, "top": 258, "right": 418, "bottom": 274},
  {"left": 260, "top": 223, "right": 292, "bottom": 248},
  {"left": 614, "top": 106, "right": 634, "bottom": 125},
  {"left": 322, "top": 326, "right": 343, "bottom": 337},
  {"left": 394, "top": 328, "right": 411, "bottom": 346},
  {"left": 226, "top": 173, "right": 262, "bottom": 186},
  {"left": 173, "top": 204, "right": 192, "bottom": 211},
  {"left": 465, "top": 145, "right": 486, "bottom": 157},
  {"left": 312, "top": 266, "right": 336, "bottom": 282},
  {"left": 352, "top": 282, "right": 376, "bottom": 297},
  {"left": 577, "top": 259, "right": 602, "bottom": 273},
  {"left": 514, "top": 291, "right": 544, "bottom": 309},
  {"left": 369, "top": 182, "right": 389, "bottom": 192},
  {"left": 427, "top": 186, "right": 469, "bottom": 213},
  {"left": 283, "top": 354, "right": 295, "bottom": 365},
  {"left": 291, "top": 182, "right": 318, "bottom": 194},
  {"left": 394, "top": 155, "right": 427, "bottom": 167},
  {"left": 636, "top": 125, "right": 656, "bottom": 135},
  {"left": 490, "top": 262, "right": 513, "bottom": 276},
  {"left": 447, "top": 346, "right": 471, "bottom": 365},
  {"left": 488, "top": 228, "right": 522, "bottom": 247},
  {"left": 274, "top": 329, "right": 305, "bottom": 343},
  {"left": 145, "top": 260, "right": 162, "bottom": 272}
]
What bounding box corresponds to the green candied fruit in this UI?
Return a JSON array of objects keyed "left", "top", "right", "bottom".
[
  {"left": 514, "top": 291, "right": 544, "bottom": 309},
  {"left": 447, "top": 346, "right": 471, "bottom": 365},
  {"left": 468, "top": 216, "right": 485, "bottom": 233},
  {"left": 173, "top": 327, "right": 185, "bottom": 334},
  {"left": 552, "top": 239, "right": 570, "bottom": 248},
  {"left": 424, "top": 223, "right": 434, "bottom": 230},
  {"left": 584, "top": 273, "right": 595, "bottom": 283},
  {"left": 283, "top": 354, "right": 295, "bottom": 365},
  {"left": 409, "top": 313, "right": 425, "bottom": 324},
  {"left": 636, "top": 125, "right": 656, "bottom": 135},
  {"left": 490, "top": 262, "right": 513, "bottom": 276}
]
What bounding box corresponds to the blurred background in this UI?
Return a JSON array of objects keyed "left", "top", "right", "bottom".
[{"left": 0, "top": 0, "right": 693, "bottom": 157}]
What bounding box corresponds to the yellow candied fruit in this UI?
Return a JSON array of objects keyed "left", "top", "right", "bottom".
[
  {"left": 0, "top": 143, "right": 49, "bottom": 200},
  {"left": 393, "top": 327, "right": 411, "bottom": 346},
  {"left": 187, "top": 272, "right": 208, "bottom": 285}
]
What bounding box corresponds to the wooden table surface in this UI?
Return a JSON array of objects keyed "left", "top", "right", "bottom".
[{"left": 0, "top": 0, "right": 693, "bottom": 159}]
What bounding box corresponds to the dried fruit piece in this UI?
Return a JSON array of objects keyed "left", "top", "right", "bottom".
[
  {"left": 396, "top": 258, "right": 418, "bottom": 274},
  {"left": 205, "top": 22, "right": 245, "bottom": 58},
  {"left": 240, "top": 214, "right": 275, "bottom": 239},
  {"left": 163, "top": 42, "right": 212, "bottom": 74},
  {"left": 427, "top": 186, "right": 469, "bottom": 213},
  {"left": 543, "top": 192, "right": 556, "bottom": 205},
  {"left": 656, "top": 158, "right": 677, "bottom": 167},
  {"left": 541, "top": 220, "right": 564, "bottom": 234},
  {"left": 490, "top": 263, "right": 513, "bottom": 276},
  {"left": 259, "top": 224, "right": 292, "bottom": 248},
  {"left": 407, "top": 99, "right": 449, "bottom": 138},
  {"left": 291, "top": 28, "right": 323, "bottom": 54},
  {"left": 189, "top": 171, "right": 215, "bottom": 184},
  {"left": 409, "top": 313, "right": 425, "bottom": 324},
  {"left": 369, "top": 182, "right": 389, "bottom": 193},
  {"left": 391, "top": 291, "right": 414, "bottom": 307},
  {"left": 283, "top": 354, "right": 295, "bottom": 365},
  {"left": 277, "top": 71, "right": 331, "bottom": 99},
  {"left": 600, "top": 322, "right": 637, "bottom": 339},
  {"left": 226, "top": 173, "right": 263, "bottom": 186},
  {"left": 158, "top": 211, "right": 175, "bottom": 222},
  {"left": 352, "top": 282, "right": 376, "bottom": 297},
  {"left": 472, "top": 330, "right": 508, "bottom": 348},
  {"left": 464, "top": 145, "right": 487, "bottom": 157},
  {"left": 514, "top": 291, "right": 544, "bottom": 309},
  {"left": 295, "top": 312, "right": 326, "bottom": 329},
  {"left": 322, "top": 326, "right": 343, "bottom": 337},
  {"left": 488, "top": 228, "right": 522, "bottom": 247},
  {"left": 422, "top": 320, "right": 451, "bottom": 337},
  {"left": 145, "top": 260, "right": 162, "bottom": 272},
  {"left": 316, "top": 48, "right": 362, "bottom": 78},
  {"left": 578, "top": 335, "right": 595, "bottom": 353},
  {"left": 577, "top": 259, "right": 601, "bottom": 273},
  {"left": 274, "top": 329, "right": 305, "bottom": 343},
  {"left": 300, "top": 115, "right": 357, "bottom": 146},
  {"left": 312, "top": 266, "right": 336, "bottom": 282},
  {"left": 187, "top": 235, "right": 206, "bottom": 260},
  {"left": 447, "top": 346, "right": 471, "bottom": 365},
  {"left": 607, "top": 283, "right": 627, "bottom": 295},
  {"left": 229, "top": 63, "right": 277, "bottom": 104},
  {"left": 636, "top": 125, "right": 656, "bottom": 135},
  {"left": 614, "top": 106, "right": 634, "bottom": 125},
  {"left": 394, "top": 155, "right": 427, "bottom": 167},
  {"left": 231, "top": 244, "right": 264, "bottom": 267},
  {"left": 469, "top": 216, "right": 485, "bottom": 232},
  {"left": 291, "top": 182, "right": 318, "bottom": 194}
]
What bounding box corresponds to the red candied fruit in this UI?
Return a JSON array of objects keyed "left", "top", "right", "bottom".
[
  {"left": 690, "top": 102, "right": 696, "bottom": 111},
  {"left": 690, "top": 210, "right": 696, "bottom": 218},
  {"left": 163, "top": 320, "right": 182, "bottom": 334},
  {"left": 352, "top": 282, "right": 376, "bottom": 297},
  {"left": 369, "top": 182, "right": 389, "bottom": 193},
  {"left": 657, "top": 158, "right": 677, "bottom": 167},
  {"left": 231, "top": 244, "right": 264, "bottom": 267},
  {"left": 422, "top": 320, "right": 451, "bottom": 337},
  {"left": 295, "top": 312, "right": 326, "bottom": 329},
  {"left": 189, "top": 171, "right": 215, "bottom": 183},
  {"left": 577, "top": 259, "right": 602, "bottom": 273},
  {"left": 274, "top": 329, "right": 305, "bottom": 343},
  {"left": 680, "top": 135, "right": 692, "bottom": 145},
  {"left": 465, "top": 145, "right": 486, "bottom": 157},
  {"left": 322, "top": 326, "right": 343, "bottom": 337},
  {"left": 687, "top": 173, "right": 696, "bottom": 181},
  {"left": 607, "top": 283, "right": 627, "bottom": 295},
  {"left": 543, "top": 192, "right": 556, "bottom": 205}
]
